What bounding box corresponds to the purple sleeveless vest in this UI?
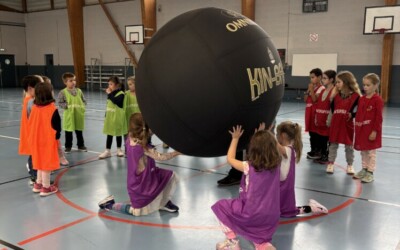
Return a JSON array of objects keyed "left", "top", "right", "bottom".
[
  {"left": 280, "top": 146, "right": 297, "bottom": 218},
  {"left": 126, "top": 139, "right": 173, "bottom": 208},
  {"left": 211, "top": 163, "right": 280, "bottom": 244}
]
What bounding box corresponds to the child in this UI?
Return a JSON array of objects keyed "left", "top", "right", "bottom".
[
  {"left": 98, "top": 113, "right": 180, "bottom": 215},
  {"left": 314, "top": 70, "right": 337, "bottom": 164},
  {"left": 40, "top": 76, "right": 69, "bottom": 166},
  {"left": 212, "top": 125, "right": 281, "bottom": 250},
  {"left": 353, "top": 73, "right": 384, "bottom": 183},
  {"left": 29, "top": 82, "right": 61, "bottom": 196},
  {"left": 99, "top": 76, "right": 127, "bottom": 159},
  {"left": 124, "top": 76, "right": 141, "bottom": 124},
  {"left": 304, "top": 68, "right": 325, "bottom": 160},
  {"left": 276, "top": 121, "right": 328, "bottom": 217},
  {"left": 57, "top": 72, "right": 87, "bottom": 153},
  {"left": 19, "top": 75, "right": 42, "bottom": 184},
  {"left": 326, "top": 71, "right": 361, "bottom": 174}
]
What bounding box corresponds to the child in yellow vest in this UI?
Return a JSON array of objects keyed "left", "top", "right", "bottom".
[
  {"left": 99, "top": 76, "right": 127, "bottom": 159},
  {"left": 57, "top": 72, "right": 87, "bottom": 153}
]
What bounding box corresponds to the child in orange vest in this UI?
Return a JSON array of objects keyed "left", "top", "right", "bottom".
[
  {"left": 29, "top": 82, "right": 61, "bottom": 196},
  {"left": 19, "top": 75, "right": 42, "bottom": 184}
]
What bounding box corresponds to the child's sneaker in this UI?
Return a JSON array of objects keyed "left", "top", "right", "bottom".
[
  {"left": 32, "top": 183, "right": 42, "bottom": 193},
  {"left": 39, "top": 185, "right": 58, "bottom": 197},
  {"left": 353, "top": 168, "right": 367, "bottom": 179},
  {"left": 346, "top": 165, "right": 355, "bottom": 175},
  {"left": 160, "top": 200, "right": 179, "bottom": 213},
  {"left": 65, "top": 147, "right": 72, "bottom": 154},
  {"left": 116, "top": 148, "right": 124, "bottom": 157},
  {"left": 99, "top": 149, "right": 111, "bottom": 159},
  {"left": 361, "top": 171, "right": 374, "bottom": 183},
  {"left": 216, "top": 239, "right": 241, "bottom": 250},
  {"left": 254, "top": 242, "right": 276, "bottom": 250},
  {"left": 98, "top": 195, "right": 115, "bottom": 210},
  {"left": 60, "top": 156, "right": 69, "bottom": 166},
  {"left": 314, "top": 155, "right": 329, "bottom": 164},
  {"left": 326, "top": 163, "right": 334, "bottom": 174},
  {"left": 307, "top": 151, "right": 320, "bottom": 159},
  {"left": 78, "top": 146, "right": 87, "bottom": 152},
  {"left": 29, "top": 176, "right": 36, "bottom": 185},
  {"left": 309, "top": 199, "right": 329, "bottom": 214}
]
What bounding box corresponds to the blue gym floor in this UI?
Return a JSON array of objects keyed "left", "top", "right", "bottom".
[{"left": 0, "top": 88, "right": 399, "bottom": 250}]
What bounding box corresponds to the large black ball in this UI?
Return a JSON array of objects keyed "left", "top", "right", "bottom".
[{"left": 136, "top": 7, "right": 285, "bottom": 157}]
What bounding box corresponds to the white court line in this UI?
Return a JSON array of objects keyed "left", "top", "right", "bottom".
[
  {"left": 0, "top": 134, "right": 19, "bottom": 140},
  {"left": 0, "top": 120, "right": 20, "bottom": 124},
  {"left": 367, "top": 199, "right": 400, "bottom": 208}
]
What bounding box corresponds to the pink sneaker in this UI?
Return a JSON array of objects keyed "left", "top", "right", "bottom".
[
  {"left": 309, "top": 199, "right": 329, "bottom": 214},
  {"left": 216, "top": 239, "right": 241, "bottom": 250},
  {"left": 60, "top": 156, "right": 69, "bottom": 166},
  {"left": 254, "top": 242, "right": 276, "bottom": 250},
  {"left": 32, "top": 183, "right": 42, "bottom": 193},
  {"left": 40, "top": 185, "right": 58, "bottom": 197}
]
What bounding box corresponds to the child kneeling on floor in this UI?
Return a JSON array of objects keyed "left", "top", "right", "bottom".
[{"left": 98, "top": 113, "right": 180, "bottom": 215}]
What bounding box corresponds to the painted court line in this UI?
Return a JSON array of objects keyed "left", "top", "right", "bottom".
[{"left": 0, "top": 134, "right": 19, "bottom": 140}]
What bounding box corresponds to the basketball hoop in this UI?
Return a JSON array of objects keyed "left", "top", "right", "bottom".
[{"left": 372, "top": 28, "right": 388, "bottom": 34}]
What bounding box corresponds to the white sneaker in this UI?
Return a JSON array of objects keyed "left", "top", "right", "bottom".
[
  {"left": 326, "top": 163, "right": 334, "bottom": 174},
  {"left": 99, "top": 149, "right": 111, "bottom": 159},
  {"left": 116, "top": 148, "right": 124, "bottom": 157},
  {"left": 346, "top": 165, "right": 355, "bottom": 175},
  {"left": 309, "top": 199, "right": 329, "bottom": 214}
]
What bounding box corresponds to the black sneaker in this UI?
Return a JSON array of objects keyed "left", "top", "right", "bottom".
[
  {"left": 65, "top": 147, "right": 72, "bottom": 154},
  {"left": 314, "top": 155, "right": 329, "bottom": 164},
  {"left": 160, "top": 200, "right": 179, "bottom": 213},
  {"left": 98, "top": 195, "right": 115, "bottom": 210},
  {"left": 217, "top": 176, "right": 241, "bottom": 186},
  {"left": 307, "top": 151, "right": 320, "bottom": 159},
  {"left": 78, "top": 146, "right": 87, "bottom": 152}
]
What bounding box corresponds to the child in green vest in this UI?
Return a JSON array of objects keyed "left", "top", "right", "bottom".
[
  {"left": 124, "top": 76, "right": 141, "bottom": 125},
  {"left": 99, "top": 76, "right": 127, "bottom": 159},
  {"left": 57, "top": 72, "right": 87, "bottom": 153}
]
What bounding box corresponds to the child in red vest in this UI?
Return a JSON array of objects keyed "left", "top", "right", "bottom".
[
  {"left": 304, "top": 68, "right": 325, "bottom": 160},
  {"left": 353, "top": 73, "right": 383, "bottom": 183},
  {"left": 29, "top": 82, "right": 61, "bottom": 196},
  {"left": 313, "top": 70, "right": 336, "bottom": 164},
  {"left": 326, "top": 71, "right": 361, "bottom": 174}
]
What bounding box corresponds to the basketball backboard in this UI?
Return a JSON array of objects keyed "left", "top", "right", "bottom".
[
  {"left": 125, "top": 25, "right": 144, "bottom": 44},
  {"left": 363, "top": 5, "right": 400, "bottom": 34}
]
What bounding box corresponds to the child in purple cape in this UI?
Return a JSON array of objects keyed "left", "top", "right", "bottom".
[
  {"left": 98, "top": 113, "right": 180, "bottom": 215},
  {"left": 212, "top": 125, "right": 282, "bottom": 250},
  {"left": 276, "top": 121, "right": 328, "bottom": 218}
]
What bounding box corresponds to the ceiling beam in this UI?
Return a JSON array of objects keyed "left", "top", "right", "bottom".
[
  {"left": 66, "top": 0, "right": 86, "bottom": 88},
  {"left": 0, "top": 4, "right": 22, "bottom": 13}
]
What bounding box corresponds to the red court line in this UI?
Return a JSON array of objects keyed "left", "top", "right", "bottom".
[{"left": 18, "top": 214, "right": 96, "bottom": 246}]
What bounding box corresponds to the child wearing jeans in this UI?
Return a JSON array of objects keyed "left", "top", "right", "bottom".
[{"left": 98, "top": 113, "right": 180, "bottom": 215}]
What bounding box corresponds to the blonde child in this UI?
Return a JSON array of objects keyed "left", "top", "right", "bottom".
[
  {"left": 29, "top": 82, "right": 61, "bottom": 196},
  {"left": 57, "top": 72, "right": 87, "bottom": 153},
  {"left": 98, "top": 113, "right": 180, "bottom": 215},
  {"left": 353, "top": 73, "right": 384, "bottom": 183},
  {"left": 304, "top": 68, "right": 325, "bottom": 160},
  {"left": 276, "top": 121, "right": 328, "bottom": 217},
  {"left": 313, "top": 70, "right": 337, "bottom": 164},
  {"left": 326, "top": 71, "right": 361, "bottom": 174},
  {"left": 124, "top": 76, "right": 141, "bottom": 124},
  {"left": 19, "top": 75, "right": 42, "bottom": 184},
  {"left": 212, "top": 125, "right": 281, "bottom": 250},
  {"left": 99, "top": 76, "right": 127, "bottom": 159}
]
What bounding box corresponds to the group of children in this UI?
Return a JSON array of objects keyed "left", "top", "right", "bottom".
[
  {"left": 18, "top": 69, "right": 383, "bottom": 249},
  {"left": 304, "top": 69, "right": 383, "bottom": 183}
]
